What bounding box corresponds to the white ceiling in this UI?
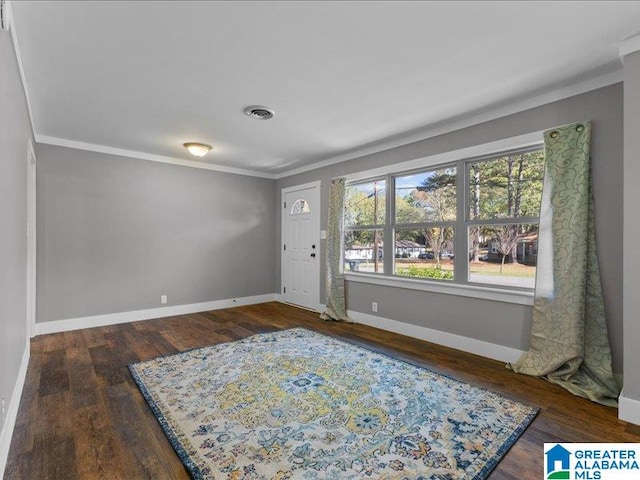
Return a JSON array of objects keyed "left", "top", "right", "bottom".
[{"left": 9, "top": 1, "right": 640, "bottom": 177}]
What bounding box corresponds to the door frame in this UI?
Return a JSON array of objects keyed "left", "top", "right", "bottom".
[
  {"left": 26, "top": 140, "right": 36, "bottom": 338},
  {"left": 280, "top": 180, "right": 321, "bottom": 312}
]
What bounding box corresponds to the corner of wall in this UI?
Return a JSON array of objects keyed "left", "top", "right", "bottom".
[{"left": 0, "top": 339, "right": 30, "bottom": 478}]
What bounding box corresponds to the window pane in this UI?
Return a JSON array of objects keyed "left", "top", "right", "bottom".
[
  {"left": 469, "top": 224, "right": 538, "bottom": 288},
  {"left": 344, "top": 229, "right": 384, "bottom": 273},
  {"left": 468, "top": 150, "right": 544, "bottom": 220},
  {"left": 344, "top": 180, "right": 386, "bottom": 227},
  {"left": 290, "top": 198, "right": 310, "bottom": 215},
  {"left": 394, "top": 227, "right": 454, "bottom": 280},
  {"left": 395, "top": 168, "right": 456, "bottom": 223}
]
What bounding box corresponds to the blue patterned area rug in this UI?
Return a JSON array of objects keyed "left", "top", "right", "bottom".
[{"left": 129, "top": 328, "right": 537, "bottom": 479}]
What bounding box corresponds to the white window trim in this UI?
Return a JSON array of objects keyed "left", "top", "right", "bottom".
[
  {"left": 345, "top": 272, "right": 534, "bottom": 305},
  {"left": 342, "top": 130, "right": 545, "bottom": 305},
  {"left": 343, "top": 130, "right": 543, "bottom": 184}
]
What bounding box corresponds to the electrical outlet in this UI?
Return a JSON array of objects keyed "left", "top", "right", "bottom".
[
  {"left": 1, "top": 396, "right": 5, "bottom": 420},
  {"left": 372, "top": 302, "right": 378, "bottom": 313},
  {"left": 161, "top": 295, "right": 167, "bottom": 305}
]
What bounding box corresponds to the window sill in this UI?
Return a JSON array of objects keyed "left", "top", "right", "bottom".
[{"left": 343, "top": 272, "right": 534, "bottom": 306}]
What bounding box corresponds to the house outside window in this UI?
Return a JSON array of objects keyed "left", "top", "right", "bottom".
[
  {"left": 467, "top": 149, "right": 544, "bottom": 288},
  {"left": 343, "top": 146, "right": 544, "bottom": 290},
  {"left": 394, "top": 167, "right": 456, "bottom": 281},
  {"left": 344, "top": 179, "right": 386, "bottom": 273}
]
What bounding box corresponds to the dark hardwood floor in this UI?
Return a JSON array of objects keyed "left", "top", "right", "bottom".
[{"left": 5, "top": 302, "right": 639, "bottom": 479}]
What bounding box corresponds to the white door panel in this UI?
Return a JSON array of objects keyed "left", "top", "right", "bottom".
[{"left": 282, "top": 183, "right": 320, "bottom": 310}]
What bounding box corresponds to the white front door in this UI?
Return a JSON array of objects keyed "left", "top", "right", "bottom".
[{"left": 282, "top": 182, "right": 320, "bottom": 311}]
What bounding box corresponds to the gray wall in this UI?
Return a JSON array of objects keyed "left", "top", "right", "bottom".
[
  {"left": 36, "top": 144, "right": 276, "bottom": 323},
  {"left": 0, "top": 30, "right": 33, "bottom": 434},
  {"left": 276, "top": 83, "right": 624, "bottom": 373},
  {"left": 623, "top": 51, "right": 640, "bottom": 399}
]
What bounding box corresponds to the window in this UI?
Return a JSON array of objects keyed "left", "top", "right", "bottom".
[
  {"left": 290, "top": 198, "right": 311, "bottom": 215},
  {"left": 344, "top": 179, "right": 386, "bottom": 273},
  {"left": 394, "top": 167, "right": 456, "bottom": 280},
  {"left": 343, "top": 146, "right": 545, "bottom": 291},
  {"left": 467, "top": 149, "right": 544, "bottom": 288}
]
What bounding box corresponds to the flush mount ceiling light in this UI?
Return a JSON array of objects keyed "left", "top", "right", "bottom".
[
  {"left": 183, "top": 142, "right": 212, "bottom": 157},
  {"left": 244, "top": 105, "right": 275, "bottom": 120}
]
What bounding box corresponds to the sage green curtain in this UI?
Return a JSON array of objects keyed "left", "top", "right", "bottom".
[
  {"left": 511, "top": 121, "right": 620, "bottom": 407},
  {"left": 320, "top": 178, "right": 350, "bottom": 322}
]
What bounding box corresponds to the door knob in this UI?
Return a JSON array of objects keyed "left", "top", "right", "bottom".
[{"left": 310, "top": 253, "right": 316, "bottom": 258}]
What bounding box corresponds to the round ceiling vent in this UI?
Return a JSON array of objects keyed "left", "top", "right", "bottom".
[{"left": 244, "top": 105, "right": 275, "bottom": 120}]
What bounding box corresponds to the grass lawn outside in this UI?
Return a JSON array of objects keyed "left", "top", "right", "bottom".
[
  {"left": 348, "top": 258, "right": 536, "bottom": 289},
  {"left": 394, "top": 259, "right": 535, "bottom": 276},
  {"left": 469, "top": 261, "right": 535, "bottom": 278}
]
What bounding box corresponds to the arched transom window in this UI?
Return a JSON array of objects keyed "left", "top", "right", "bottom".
[{"left": 290, "top": 199, "right": 311, "bottom": 215}]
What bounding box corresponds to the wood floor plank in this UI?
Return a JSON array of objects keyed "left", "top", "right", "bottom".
[
  {"left": 72, "top": 403, "right": 129, "bottom": 480},
  {"left": 66, "top": 347, "right": 100, "bottom": 410},
  {"left": 143, "top": 330, "right": 181, "bottom": 357},
  {"left": 80, "top": 327, "right": 109, "bottom": 349},
  {"left": 120, "top": 331, "right": 164, "bottom": 362},
  {"left": 88, "top": 337, "right": 140, "bottom": 387},
  {"left": 5, "top": 301, "right": 639, "bottom": 480},
  {"left": 8, "top": 352, "right": 43, "bottom": 454},
  {"left": 103, "top": 382, "right": 186, "bottom": 479},
  {"left": 38, "top": 350, "right": 70, "bottom": 397},
  {"left": 25, "top": 391, "right": 78, "bottom": 480}
]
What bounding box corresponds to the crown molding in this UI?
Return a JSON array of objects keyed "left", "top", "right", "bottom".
[
  {"left": 9, "top": 0, "right": 623, "bottom": 182},
  {"left": 38, "top": 65, "right": 622, "bottom": 182},
  {"left": 5, "top": 1, "right": 36, "bottom": 139},
  {"left": 31, "top": 65, "right": 624, "bottom": 180},
  {"left": 274, "top": 67, "right": 623, "bottom": 180},
  {"left": 30, "top": 63, "right": 624, "bottom": 182},
  {"left": 620, "top": 34, "right": 640, "bottom": 58},
  {"left": 35, "top": 135, "right": 277, "bottom": 179}
]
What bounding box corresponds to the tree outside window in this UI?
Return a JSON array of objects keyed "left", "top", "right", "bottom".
[{"left": 343, "top": 147, "right": 545, "bottom": 289}]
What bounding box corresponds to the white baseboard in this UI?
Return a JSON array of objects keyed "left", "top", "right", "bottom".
[
  {"left": 347, "top": 310, "right": 526, "bottom": 364},
  {"left": 0, "top": 340, "right": 30, "bottom": 478},
  {"left": 35, "top": 294, "right": 278, "bottom": 336},
  {"left": 619, "top": 390, "right": 640, "bottom": 426}
]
